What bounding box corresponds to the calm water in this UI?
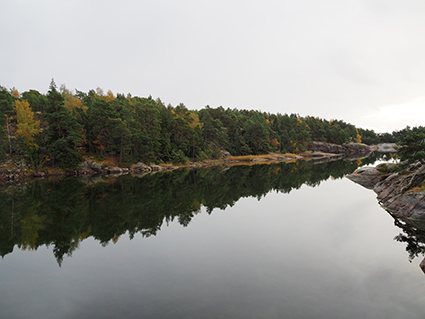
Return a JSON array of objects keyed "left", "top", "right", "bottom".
[{"left": 0, "top": 157, "right": 424, "bottom": 319}]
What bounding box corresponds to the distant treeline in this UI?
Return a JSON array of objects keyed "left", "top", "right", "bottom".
[{"left": 0, "top": 81, "right": 406, "bottom": 170}]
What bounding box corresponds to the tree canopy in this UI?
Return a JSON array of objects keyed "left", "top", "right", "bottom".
[
  {"left": 0, "top": 82, "right": 407, "bottom": 170},
  {"left": 397, "top": 126, "right": 425, "bottom": 163}
]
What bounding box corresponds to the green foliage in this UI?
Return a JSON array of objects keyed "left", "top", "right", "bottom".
[
  {"left": 210, "top": 149, "right": 221, "bottom": 159},
  {"left": 397, "top": 126, "right": 425, "bottom": 163},
  {"left": 171, "top": 149, "right": 189, "bottom": 164},
  {"left": 0, "top": 82, "right": 411, "bottom": 168},
  {"left": 0, "top": 126, "right": 6, "bottom": 160},
  {"left": 358, "top": 128, "right": 378, "bottom": 145},
  {"left": 43, "top": 80, "right": 83, "bottom": 170},
  {"left": 197, "top": 151, "right": 208, "bottom": 161},
  {"left": 199, "top": 107, "right": 229, "bottom": 149},
  {"left": 0, "top": 86, "right": 14, "bottom": 126},
  {"left": 375, "top": 163, "right": 398, "bottom": 174},
  {"left": 21, "top": 89, "right": 48, "bottom": 114}
]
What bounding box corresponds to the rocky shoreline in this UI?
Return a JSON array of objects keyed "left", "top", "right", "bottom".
[
  {"left": 0, "top": 142, "right": 389, "bottom": 182},
  {"left": 0, "top": 152, "right": 327, "bottom": 182},
  {"left": 347, "top": 161, "right": 425, "bottom": 220},
  {"left": 347, "top": 159, "right": 425, "bottom": 273}
]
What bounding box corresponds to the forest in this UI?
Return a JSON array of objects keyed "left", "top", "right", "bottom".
[{"left": 0, "top": 81, "right": 407, "bottom": 171}]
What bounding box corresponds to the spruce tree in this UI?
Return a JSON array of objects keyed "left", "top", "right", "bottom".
[{"left": 43, "top": 80, "right": 82, "bottom": 170}]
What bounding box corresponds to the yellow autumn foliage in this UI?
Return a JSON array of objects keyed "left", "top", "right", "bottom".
[
  {"left": 61, "top": 85, "right": 87, "bottom": 114},
  {"left": 12, "top": 89, "right": 20, "bottom": 98},
  {"left": 356, "top": 128, "right": 362, "bottom": 143},
  {"left": 188, "top": 112, "right": 203, "bottom": 129},
  {"left": 15, "top": 100, "right": 41, "bottom": 149},
  {"left": 105, "top": 90, "right": 115, "bottom": 102}
]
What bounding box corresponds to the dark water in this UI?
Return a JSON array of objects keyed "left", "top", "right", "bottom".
[{"left": 0, "top": 156, "right": 424, "bottom": 319}]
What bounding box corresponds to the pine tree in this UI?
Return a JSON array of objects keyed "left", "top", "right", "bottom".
[{"left": 43, "top": 80, "right": 83, "bottom": 170}]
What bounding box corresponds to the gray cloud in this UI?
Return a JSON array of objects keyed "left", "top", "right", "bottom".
[{"left": 2, "top": 0, "right": 425, "bottom": 132}]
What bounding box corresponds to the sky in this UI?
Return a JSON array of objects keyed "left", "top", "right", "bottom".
[{"left": 2, "top": 0, "right": 425, "bottom": 133}]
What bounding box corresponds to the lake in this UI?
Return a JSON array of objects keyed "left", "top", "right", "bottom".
[{"left": 0, "top": 156, "right": 424, "bottom": 319}]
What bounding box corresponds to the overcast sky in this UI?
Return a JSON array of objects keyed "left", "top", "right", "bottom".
[{"left": 2, "top": 0, "right": 425, "bottom": 133}]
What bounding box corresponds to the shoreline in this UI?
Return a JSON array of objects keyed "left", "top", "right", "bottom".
[
  {"left": 347, "top": 162, "right": 425, "bottom": 220},
  {"left": 1, "top": 141, "right": 384, "bottom": 182},
  {"left": 1, "top": 151, "right": 346, "bottom": 182}
]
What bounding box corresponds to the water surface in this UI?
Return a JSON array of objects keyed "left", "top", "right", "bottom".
[{"left": 0, "top": 158, "right": 424, "bottom": 318}]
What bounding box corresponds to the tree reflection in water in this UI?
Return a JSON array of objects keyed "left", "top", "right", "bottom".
[
  {"left": 392, "top": 215, "right": 425, "bottom": 271},
  {"left": 0, "top": 153, "right": 400, "bottom": 266}
]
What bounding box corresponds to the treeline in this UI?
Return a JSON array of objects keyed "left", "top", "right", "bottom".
[{"left": 0, "top": 81, "right": 404, "bottom": 170}]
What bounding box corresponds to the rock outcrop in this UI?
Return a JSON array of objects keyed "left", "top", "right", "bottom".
[
  {"left": 347, "top": 162, "right": 425, "bottom": 219},
  {"left": 374, "top": 165, "right": 425, "bottom": 220},
  {"left": 346, "top": 166, "right": 386, "bottom": 189},
  {"left": 311, "top": 142, "right": 373, "bottom": 155},
  {"left": 348, "top": 162, "right": 425, "bottom": 273},
  {"left": 371, "top": 143, "right": 397, "bottom": 152}
]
